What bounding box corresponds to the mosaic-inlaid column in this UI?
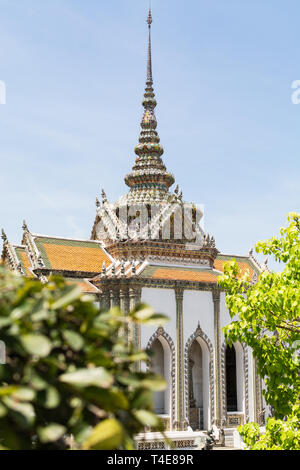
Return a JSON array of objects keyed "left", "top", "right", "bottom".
[
  {"left": 212, "top": 289, "right": 222, "bottom": 426},
  {"left": 175, "top": 287, "right": 185, "bottom": 431}
]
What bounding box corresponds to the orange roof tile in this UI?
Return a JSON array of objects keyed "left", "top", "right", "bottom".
[
  {"left": 15, "top": 248, "right": 33, "bottom": 277},
  {"left": 151, "top": 268, "right": 219, "bottom": 283},
  {"left": 214, "top": 258, "right": 254, "bottom": 279},
  {"left": 34, "top": 237, "right": 111, "bottom": 273}
]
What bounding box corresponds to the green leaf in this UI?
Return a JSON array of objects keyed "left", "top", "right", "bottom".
[
  {"left": 38, "top": 386, "right": 60, "bottom": 409},
  {"left": 20, "top": 334, "right": 52, "bottom": 357},
  {"left": 131, "top": 389, "right": 153, "bottom": 410},
  {"left": 141, "top": 375, "right": 167, "bottom": 391},
  {"left": 3, "top": 397, "right": 35, "bottom": 428},
  {"left": 81, "top": 387, "right": 129, "bottom": 411},
  {"left": 38, "top": 423, "right": 66, "bottom": 444},
  {"left": 133, "top": 410, "right": 162, "bottom": 428},
  {"left": 12, "top": 387, "right": 36, "bottom": 402},
  {"left": 138, "top": 313, "right": 169, "bottom": 326},
  {"left": 52, "top": 285, "right": 82, "bottom": 310},
  {"left": 131, "top": 304, "right": 169, "bottom": 325},
  {"left": 0, "top": 385, "right": 19, "bottom": 397},
  {"left": 63, "top": 330, "right": 84, "bottom": 351},
  {"left": 83, "top": 419, "right": 124, "bottom": 450},
  {"left": 60, "top": 367, "right": 114, "bottom": 389},
  {"left": 117, "top": 373, "right": 166, "bottom": 391},
  {"left": 0, "top": 403, "right": 7, "bottom": 418}
]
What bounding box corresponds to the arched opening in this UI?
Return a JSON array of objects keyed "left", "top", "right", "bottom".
[
  {"left": 225, "top": 345, "right": 237, "bottom": 412},
  {"left": 188, "top": 338, "right": 210, "bottom": 430},
  {"left": 151, "top": 339, "right": 165, "bottom": 414},
  {"left": 150, "top": 336, "right": 171, "bottom": 416}
]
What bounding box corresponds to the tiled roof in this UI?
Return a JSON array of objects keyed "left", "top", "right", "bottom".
[
  {"left": 152, "top": 267, "right": 219, "bottom": 283},
  {"left": 33, "top": 236, "right": 112, "bottom": 273},
  {"left": 140, "top": 265, "right": 221, "bottom": 283},
  {"left": 15, "top": 247, "right": 33, "bottom": 277},
  {"left": 65, "top": 278, "right": 99, "bottom": 294},
  {"left": 214, "top": 254, "right": 255, "bottom": 279}
]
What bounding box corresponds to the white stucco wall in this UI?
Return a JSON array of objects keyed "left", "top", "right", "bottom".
[
  {"left": 141, "top": 287, "right": 177, "bottom": 350},
  {"left": 220, "top": 292, "right": 232, "bottom": 336},
  {"left": 183, "top": 290, "right": 214, "bottom": 346}
]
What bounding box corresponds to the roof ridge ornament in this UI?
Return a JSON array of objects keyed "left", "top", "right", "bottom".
[
  {"left": 22, "top": 220, "right": 29, "bottom": 232},
  {"left": 101, "top": 261, "right": 107, "bottom": 278},
  {"left": 1, "top": 228, "right": 7, "bottom": 243},
  {"left": 101, "top": 189, "right": 107, "bottom": 204}
]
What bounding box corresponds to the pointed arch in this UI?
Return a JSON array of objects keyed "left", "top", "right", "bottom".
[
  {"left": 147, "top": 328, "right": 175, "bottom": 428},
  {"left": 221, "top": 341, "right": 249, "bottom": 424},
  {"left": 184, "top": 325, "right": 214, "bottom": 429}
]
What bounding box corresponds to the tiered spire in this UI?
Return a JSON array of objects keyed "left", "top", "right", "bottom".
[{"left": 125, "top": 8, "right": 175, "bottom": 203}]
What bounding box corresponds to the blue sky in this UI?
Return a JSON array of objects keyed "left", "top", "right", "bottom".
[{"left": 0, "top": 0, "right": 299, "bottom": 269}]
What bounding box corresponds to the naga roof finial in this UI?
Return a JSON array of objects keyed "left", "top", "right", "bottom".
[
  {"left": 22, "top": 220, "right": 29, "bottom": 232},
  {"left": 1, "top": 228, "right": 7, "bottom": 242},
  {"left": 101, "top": 189, "right": 107, "bottom": 204}
]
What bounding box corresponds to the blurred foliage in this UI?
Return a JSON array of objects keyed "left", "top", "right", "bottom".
[
  {"left": 238, "top": 411, "right": 300, "bottom": 450},
  {"left": 0, "top": 267, "right": 168, "bottom": 450},
  {"left": 218, "top": 213, "right": 300, "bottom": 450}
]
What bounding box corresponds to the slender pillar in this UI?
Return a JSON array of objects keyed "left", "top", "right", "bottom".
[
  {"left": 212, "top": 289, "right": 222, "bottom": 427},
  {"left": 134, "top": 287, "right": 142, "bottom": 351},
  {"left": 253, "top": 357, "right": 263, "bottom": 424},
  {"left": 129, "top": 287, "right": 142, "bottom": 344},
  {"left": 175, "top": 287, "right": 185, "bottom": 430},
  {"left": 102, "top": 289, "right": 110, "bottom": 311},
  {"left": 119, "top": 288, "right": 126, "bottom": 314},
  {"left": 109, "top": 289, "right": 114, "bottom": 310}
]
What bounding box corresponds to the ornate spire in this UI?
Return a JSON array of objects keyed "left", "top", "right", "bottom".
[{"left": 124, "top": 8, "right": 175, "bottom": 203}]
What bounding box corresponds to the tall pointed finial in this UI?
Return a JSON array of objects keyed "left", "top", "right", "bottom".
[
  {"left": 124, "top": 7, "right": 175, "bottom": 202},
  {"left": 147, "top": 7, "right": 153, "bottom": 83}
]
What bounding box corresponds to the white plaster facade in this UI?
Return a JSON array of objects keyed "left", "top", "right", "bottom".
[{"left": 140, "top": 285, "right": 263, "bottom": 432}]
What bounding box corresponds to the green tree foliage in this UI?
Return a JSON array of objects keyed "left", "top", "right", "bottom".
[
  {"left": 0, "top": 267, "right": 168, "bottom": 450},
  {"left": 218, "top": 213, "right": 300, "bottom": 450},
  {"left": 238, "top": 415, "right": 300, "bottom": 450}
]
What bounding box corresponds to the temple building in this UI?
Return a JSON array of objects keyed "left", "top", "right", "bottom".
[{"left": 1, "top": 9, "right": 266, "bottom": 448}]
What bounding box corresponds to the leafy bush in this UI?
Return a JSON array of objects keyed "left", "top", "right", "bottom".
[
  {"left": 0, "top": 267, "right": 168, "bottom": 450},
  {"left": 238, "top": 412, "right": 300, "bottom": 450}
]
